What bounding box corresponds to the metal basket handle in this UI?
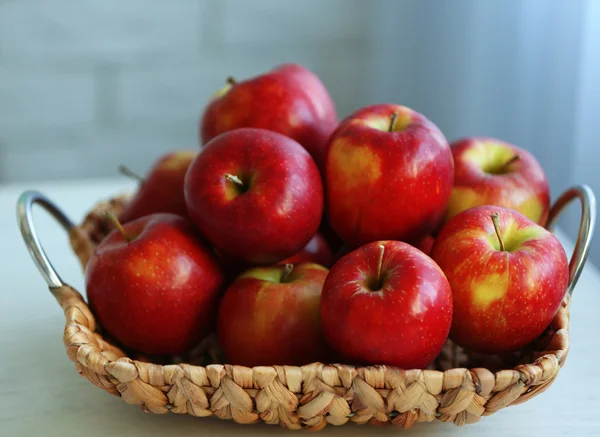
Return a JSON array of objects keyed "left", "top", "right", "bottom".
[
  {"left": 16, "top": 190, "right": 73, "bottom": 290},
  {"left": 16, "top": 186, "right": 596, "bottom": 299},
  {"left": 545, "top": 185, "right": 596, "bottom": 298}
]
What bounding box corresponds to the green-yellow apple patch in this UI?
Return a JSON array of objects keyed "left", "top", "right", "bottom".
[
  {"left": 329, "top": 140, "right": 382, "bottom": 189},
  {"left": 471, "top": 271, "right": 508, "bottom": 310}
]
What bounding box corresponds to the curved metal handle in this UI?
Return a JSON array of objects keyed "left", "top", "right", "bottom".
[
  {"left": 546, "top": 185, "right": 596, "bottom": 298},
  {"left": 16, "top": 190, "right": 74, "bottom": 289}
]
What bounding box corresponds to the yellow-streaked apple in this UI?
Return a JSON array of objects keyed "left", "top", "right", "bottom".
[
  {"left": 431, "top": 205, "right": 569, "bottom": 353},
  {"left": 445, "top": 137, "right": 550, "bottom": 225},
  {"left": 217, "top": 263, "right": 331, "bottom": 366},
  {"left": 324, "top": 104, "right": 454, "bottom": 248}
]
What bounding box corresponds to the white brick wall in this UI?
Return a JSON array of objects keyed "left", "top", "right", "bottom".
[
  {"left": 0, "top": 0, "right": 205, "bottom": 63},
  {"left": 0, "top": 0, "right": 373, "bottom": 182},
  {"left": 218, "top": 0, "right": 366, "bottom": 46},
  {"left": 0, "top": 121, "right": 198, "bottom": 182},
  {"left": 0, "top": 69, "right": 96, "bottom": 130}
]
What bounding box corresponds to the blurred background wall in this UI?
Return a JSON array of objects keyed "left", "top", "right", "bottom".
[
  {"left": 1, "top": 0, "right": 599, "bottom": 263},
  {"left": 0, "top": 0, "right": 373, "bottom": 181}
]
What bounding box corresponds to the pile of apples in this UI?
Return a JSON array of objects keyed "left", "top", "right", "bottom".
[{"left": 85, "top": 64, "right": 569, "bottom": 369}]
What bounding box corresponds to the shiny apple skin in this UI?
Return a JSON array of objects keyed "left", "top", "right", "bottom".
[
  {"left": 217, "top": 263, "right": 331, "bottom": 366},
  {"left": 184, "top": 128, "right": 324, "bottom": 265},
  {"left": 446, "top": 137, "right": 550, "bottom": 225},
  {"left": 278, "top": 233, "right": 332, "bottom": 267},
  {"left": 85, "top": 214, "right": 224, "bottom": 356},
  {"left": 201, "top": 63, "right": 338, "bottom": 171},
  {"left": 320, "top": 240, "right": 453, "bottom": 369},
  {"left": 119, "top": 150, "right": 197, "bottom": 223},
  {"left": 431, "top": 205, "right": 569, "bottom": 353},
  {"left": 325, "top": 104, "right": 453, "bottom": 248}
]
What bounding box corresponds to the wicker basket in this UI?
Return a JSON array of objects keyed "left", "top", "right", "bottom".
[{"left": 16, "top": 185, "right": 596, "bottom": 430}]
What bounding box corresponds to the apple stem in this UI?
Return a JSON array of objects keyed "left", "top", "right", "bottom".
[
  {"left": 281, "top": 263, "right": 294, "bottom": 283},
  {"left": 118, "top": 165, "right": 145, "bottom": 185},
  {"left": 224, "top": 173, "right": 244, "bottom": 187},
  {"left": 226, "top": 76, "right": 236, "bottom": 86},
  {"left": 376, "top": 243, "right": 385, "bottom": 285},
  {"left": 501, "top": 155, "right": 520, "bottom": 172},
  {"left": 106, "top": 213, "right": 134, "bottom": 243},
  {"left": 490, "top": 213, "right": 505, "bottom": 251},
  {"left": 389, "top": 112, "right": 399, "bottom": 132}
]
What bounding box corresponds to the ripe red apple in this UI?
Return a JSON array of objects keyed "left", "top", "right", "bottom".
[
  {"left": 200, "top": 63, "right": 338, "bottom": 170},
  {"left": 415, "top": 234, "right": 435, "bottom": 256},
  {"left": 320, "top": 240, "right": 453, "bottom": 369},
  {"left": 445, "top": 137, "right": 550, "bottom": 225},
  {"left": 85, "top": 213, "right": 224, "bottom": 356},
  {"left": 278, "top": 233, "right": 332, "bottom": 267},
  {"left": 325, "top": 104, "right": 453, "bottom": 248},
  {"left": 118, "top": 150, "right": 197, "bottom": 223},
  {"left": 217, "top": 263, "right": 331, "bottom": 366},
  {"left": 431, "top": 205, "right": 569, "bottom": 353},
  {"left": 185, "top": 128, "right": 324, "bottom": 265}
]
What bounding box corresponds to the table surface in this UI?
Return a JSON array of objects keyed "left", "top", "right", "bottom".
[{"left": 1, "top": 178, "right": 599, "bottom": 437}]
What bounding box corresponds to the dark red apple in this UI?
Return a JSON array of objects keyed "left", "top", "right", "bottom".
[
  {"left": 415, "top": 235, "right": 435, "bottom": 256},
  {"left": 320, "top": 240, "right": 453, "bottom": 369},
  {"left": 119, "top": 150, "right": 197, "bottom": 223},
  {"left": 278, "top": 233, "right": 332, "bottom": 267},
  {"left": 325, "top": 104, "right": 454, "bottom": 248},
  {"left": 85, "top": 213, "right": 224, "bottom": 356},
  {"left": 445, "top": 137, "right": 550, "bottom": 225},
  {"left": 217, "top": 263, "right": 331, "bottom": 366},
  {"left": 201, "top": 63, "right": 337, "bottom": 170},
  {"left": 184, "top": 128, "right": 324, "bottom": 265},
  {"left": 431, "top": 205, "right": 569, "bottom": 353}
]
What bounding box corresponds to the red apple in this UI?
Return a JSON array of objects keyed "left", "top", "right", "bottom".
[
  {"left": 325, "top": 104, "right": 454, "bottom": 248},
  {"left": 431, "top": 205, "right": 569, "bottom": 353},
  {"left": 320, "top": 240, "right": 453, "bottom": 369},
  {"left": 119, "top": 150, "right": 197, "bottom": 223},
  {"left": 445, "top": 137, "right": 550, "bottom": 225},
  {"left": 278, "top": 233, "right": 332, "bottom": 267},
  {"left": 200, "top": 63, "right": 338, "bottom": 170},
  {"left": 184, "top": 128, "right": 324, "bottom": 265},
  {"left": 217, "top": 263, "right": 331, "bottom": 366},
  {"left": 415, "top": 234, "right": 435, "bottom": 256},
  {"left": 85, "top": 213, "right": 224, "bottom": 356}
]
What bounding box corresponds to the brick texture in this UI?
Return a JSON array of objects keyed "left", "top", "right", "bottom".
[
  {"left": 0, "top": 0, "right": 371, "bottom": 182},
  {"left": 0, "top": 0, "right": 205, "bottom": 62},
  {"left": 0, "top": 69, "right": 96, "bottom": 131}
]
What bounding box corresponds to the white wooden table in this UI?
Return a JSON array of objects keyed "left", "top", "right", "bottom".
[{"left": 1, "top": 178, "right": 599, "bottom": 437}]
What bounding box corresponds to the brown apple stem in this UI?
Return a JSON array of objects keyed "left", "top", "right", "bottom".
[
  {"left": 106, "top": 213, "right": 134, "bottom": 243},
  {"left": 118, "top": 165, "right": 145, "bottom": 185},
  {"left": 388, "top": 112, "right": 399, "bottom": 132},
  {"left": 376, "top": 244, "right": 385, "bottom": 285},
  {"left": 490, "top": 213, "right": 505, "bottom": 251},
  {"left": 224, "top": 173, "right": 244, "bottom": 187},
  {"left": 500, "top": 155, "right": 520, "bottom": 172},
  {"left": 281, "top": 263, "right": 294, "bottom": 283},
  {"left": 226, "top": 76, "right": 236, "bottom": 86}
]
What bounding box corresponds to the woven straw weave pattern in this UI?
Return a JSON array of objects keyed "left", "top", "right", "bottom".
[{"left": 58, "top": 197, "right": 570, "bottom": 430}]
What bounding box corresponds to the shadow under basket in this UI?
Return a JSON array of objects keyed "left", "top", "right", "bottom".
[{"left": 16, "top": 185, "right": 596, "bottom": 430}]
